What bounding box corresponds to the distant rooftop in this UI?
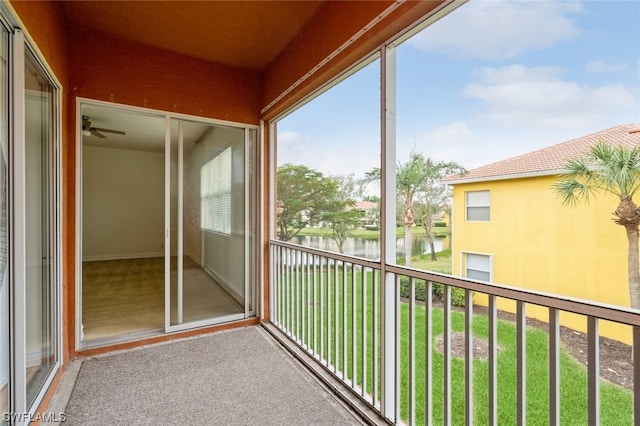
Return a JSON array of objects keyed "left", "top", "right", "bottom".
[
  {"left": 444, "top": 123, "right": 640, "bottom": 184},
  {"left": 353, "top": 200, "right": 378, "bottom": 211}
]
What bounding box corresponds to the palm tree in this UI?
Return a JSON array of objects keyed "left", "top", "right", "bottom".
[
  {"left": 363, "top": 153, "right": 465, "bottom": 266},
  {"left": 554, "top": 141, "right": 640, "bottom": 309}
]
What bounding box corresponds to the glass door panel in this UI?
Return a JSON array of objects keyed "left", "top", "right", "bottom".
[
  {"left": 167, "top": 119, "right": 249, "bottom": 329},
  {"left": 24, "top": 48, "right": 57, "bottom": 408},
  {"left": 0, "top": 23, "right": 8, "bottom": 423},
  {"left": 80, "top": 104, "right": 166, "bottom": 342}
]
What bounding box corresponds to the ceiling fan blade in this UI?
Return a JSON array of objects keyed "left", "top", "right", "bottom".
[
  {"left": 90, "top": 129, "right": 106, "bottom": 139},
  {"left": 92, "top": 127, "right": 126, "bottom": 135}
]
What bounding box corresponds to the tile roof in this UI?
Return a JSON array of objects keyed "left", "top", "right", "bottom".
[{"left": 443, "top": 123, "right": 640, "bottom": 184}]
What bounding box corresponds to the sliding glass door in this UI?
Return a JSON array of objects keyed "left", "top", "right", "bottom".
[
  {"left": 79, "top": 103, "right": 256, "bottom": 341},
  {"left": 24, "top": 47, "right": 59, "bottom": 409},
  {"left": 166, "top": 119, "right": 253, "bottom": 331},
  {"left": 0, "top": 22, "right": 8, "bottom": 424}
]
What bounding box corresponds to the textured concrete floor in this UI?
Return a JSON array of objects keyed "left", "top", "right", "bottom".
[{"left": 59, "top": 327, "right": 363, "bottom": 425}]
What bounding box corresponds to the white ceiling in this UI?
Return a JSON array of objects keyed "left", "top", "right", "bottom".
[{"left": 81, "top": 104, "right": 211, "bottom": 153}]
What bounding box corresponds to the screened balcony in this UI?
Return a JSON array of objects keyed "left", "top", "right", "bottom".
[{"left": 7, "top": 1, "right": 639, "bottom": 424}]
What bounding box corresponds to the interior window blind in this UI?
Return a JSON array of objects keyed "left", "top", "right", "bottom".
[{"left": 201, "top": 147, "right": 232, "bottom": 234}]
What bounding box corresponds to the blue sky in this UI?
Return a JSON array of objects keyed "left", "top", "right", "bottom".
[{"left": 277, "top": 0, "right": 640, "bottom": 182}]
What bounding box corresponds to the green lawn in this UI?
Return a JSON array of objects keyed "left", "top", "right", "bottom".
[
  {"left": 277, "top": 267, "right": 633, "bottom": 425},
  {"left": 403, "top": 249, "right": 452, "bottom": 274}
]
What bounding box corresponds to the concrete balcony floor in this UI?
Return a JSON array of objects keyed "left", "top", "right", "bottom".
[{"left": 48, "top": 326, "right": 371, "bottom": 425}]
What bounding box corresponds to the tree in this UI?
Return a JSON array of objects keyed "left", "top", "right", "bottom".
[
  {"left": 363, "top": 153, "right": 465, "bottom": 266},
  {"left": 276, "top": 164, "right": 346, "bottom": 241},
  {"left": 554, "top": 141, "right": 640, "bottom": 309},
  {"left": 325, "top": 208, "right": 365, "bottom": 253},
  {"left": 415, "top": 202, "right": 444, "bottom": 261}
]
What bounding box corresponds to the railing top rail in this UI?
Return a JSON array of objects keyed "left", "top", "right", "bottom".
[
  {"left": 269, "top": 239, "right": 640, "bottom": 327},
  {"left": 270, "top": 239, "right": 381, "bottom": 269},
  {"left": 386, "top": 264, "right": 640, "bottom": 328}
]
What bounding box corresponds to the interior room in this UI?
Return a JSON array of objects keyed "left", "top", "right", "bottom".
[{"left": 80, "top": 102, "right": 252, "bottom": 344}]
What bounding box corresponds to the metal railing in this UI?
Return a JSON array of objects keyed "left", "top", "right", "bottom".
[{"left": 269, "top": 240, "right": 640, "bottom": 425}]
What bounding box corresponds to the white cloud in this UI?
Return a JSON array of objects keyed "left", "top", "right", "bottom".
[
  {"left": 277, "top": 130, "right": 379, "bottom": 178},
  {"left": 396, "top": 121, "right": 472, "bottom": 165},
  {"left": 416, "top": 121, "right": 471, "bottom": 159},
  {"left": 586, "top": 60, "right": 629, "bottom": 74},
  {"left": 463, "top": 64, "right": 638, "bottom": 128},
  {"left": 409, "top": 0, "right": 583, "bottom": 61},
  {"left": 277, "top": 130, "right": 312, "bottom": 148}
]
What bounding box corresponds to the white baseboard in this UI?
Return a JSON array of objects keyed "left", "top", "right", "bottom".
[{"left": 82, "top": 252, "right": 165, "bottom": 262}]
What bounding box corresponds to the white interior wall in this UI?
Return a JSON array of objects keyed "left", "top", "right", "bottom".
[
  {"left": 184, "top": 125, "right": 246, "bottom": 303},
  {"left": 82, "top": 145, "right": 164, "bottom": 260}
]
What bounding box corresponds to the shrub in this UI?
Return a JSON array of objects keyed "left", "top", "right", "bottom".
[
  {"left": 399, "top": 276, "right": 426, "bottom": 301},
  {"left": 399, "top": 276, "right": 467, "bottom": 306},
  {"left": 433, "top": 222, "right": 447, "bottom": 227}
]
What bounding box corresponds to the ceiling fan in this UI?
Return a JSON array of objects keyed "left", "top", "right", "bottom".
[{"left": 82, "top": 115, "right": 126, "bottom": 139}]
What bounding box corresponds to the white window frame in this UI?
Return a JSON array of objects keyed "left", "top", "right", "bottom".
[
  {"left": 466, "top": 190, "right": 490, "bottom": 222},
  {"left": 462, "top": 252, "right": 493, "bottom": 282}
]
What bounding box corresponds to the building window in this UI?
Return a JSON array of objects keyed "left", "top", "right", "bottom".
[
  {"left": 466, "top": 190, "right": 490, "bottom": 221},
  {"left": 465, "top": 253, "right": 491, "bottom": 282},
  {"left": 200, "top": 147, "right": 232, "bottom": 234}
]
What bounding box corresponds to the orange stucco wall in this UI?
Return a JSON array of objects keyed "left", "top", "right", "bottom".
[
  {"left": 10, "top": 1, "right": 69, "bottom": 84},
  {"left": 68, "top": 25, "right": 262, "bottom": 125}
]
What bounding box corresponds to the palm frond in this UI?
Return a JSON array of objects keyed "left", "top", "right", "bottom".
[{"left": 555, "top": 140, "right": 640, "bottom": 203}]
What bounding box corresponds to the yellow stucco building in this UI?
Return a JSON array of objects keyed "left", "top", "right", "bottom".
[{"left": 444, "top": 124, "right": 640, "bottom": 344}]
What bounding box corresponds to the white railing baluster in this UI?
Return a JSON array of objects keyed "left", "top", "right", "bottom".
[
  {"left": 361, "top": 267, "right": 367, "bottom": 399},
  {"left": 587, "top": 316, "right": 600, "bottom": 426},
  {"left": 409, "top": 277, "right": 416, "bottom": 425},
  {"left": 351, "top": 263, "right": 357, "bottom": 388},
  {"left": 373, "top": 270, "right": 379, "bottom": 408},
  {"left": 343, "top": 261, "right": 347, "bottom": 381},
  {"left": 425, "top": 281, "right": 433, "bottom": 425},
  {"left": 287, "top": 247, "right": 292, "bottom": 336},
  {"left": 272, "top": 245, "right": 277, "bottom": 327},
  {"left": 444, "top": 285, "right": 451, "bottom": 426},
  {"left": 333, "top": 259, "right": 340, "bottom": 374},
  {"left": 295, "top": 251, "right": 304, "bottom": 345},
  {"left": 313, "top": 254, "right": 318, "bottom": 357},
  {"left": 319, "top": 255, "right": 325, "bottom": 362},
  {"left": 395, "top": 274, "right": 401, "bottom": 423},
  {"left": 305, "top": 251, "right": 310, "bottom": 349}
]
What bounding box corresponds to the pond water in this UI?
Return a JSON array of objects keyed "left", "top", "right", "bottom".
[{"left": 289, "top": 234, "right": 449, "bottom": 260}]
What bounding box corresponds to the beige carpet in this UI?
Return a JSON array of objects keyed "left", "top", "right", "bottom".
[
  {"left": 62, "top": 327, "right": 363, "bottom": 425},
  {"left": 82, "top": 257, "right": 243, "bottom": 341}
]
